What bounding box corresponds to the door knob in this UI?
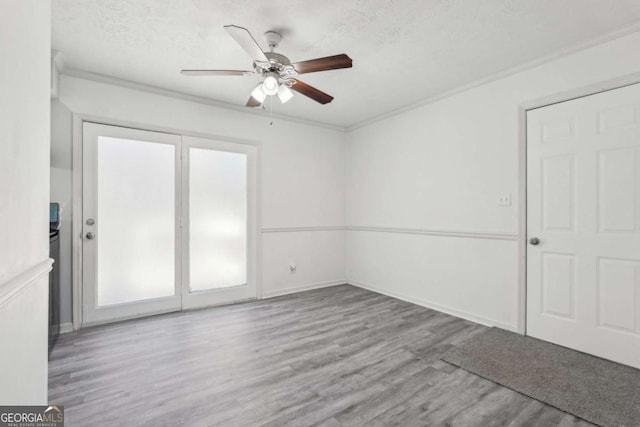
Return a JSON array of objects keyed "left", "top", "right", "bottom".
[
  {"left": 529, "top": 237, "right": 540, "bottom": 245},
  {"left": 86, "top": 232, "right": 96, "bottom": 240}
]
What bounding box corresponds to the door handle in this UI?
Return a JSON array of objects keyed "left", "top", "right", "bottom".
[
  {"left": 529, "top": 237, "right": 540, "bottom": 245},
  {"left": 86, "top": 232, "right": 96, "bottom": 240}
]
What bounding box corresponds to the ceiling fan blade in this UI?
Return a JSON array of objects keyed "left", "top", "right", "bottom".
[
  {"left": 288, "top": 79, "right": 334, "bottom": 104},
  {"left": 224, "top": 25, "right": 269, "bottom": 62},
  {"left": 246, "top": 96, "right": 262, "bottom": 107},
  {"left": 181, "top": 70, "right": 253, "bottom": 76},
  {"left": 292, "top": 54, "right": 352, "bottom": 74}
]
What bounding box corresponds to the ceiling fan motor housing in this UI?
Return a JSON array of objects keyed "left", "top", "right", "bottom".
[
  {"left": 256, "top": 52, "right": 295, "bottom": 77},
  {"left": 262, "top": 32, "right": 293, "bottom": 75},
  {"left": 265, "top": 52, "right": 290, "bottom": 65}
]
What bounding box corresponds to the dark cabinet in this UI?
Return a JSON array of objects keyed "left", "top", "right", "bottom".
[{"left": 49, "top": 231, "right": 60, "bottom": 357}]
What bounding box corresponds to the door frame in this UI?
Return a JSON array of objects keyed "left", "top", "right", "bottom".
[
  {"left": 517, "top": 71, "right": 640, "bottom": 335},
  {"left": 71, "top": 114, "right": 262, "bottom": 330}
]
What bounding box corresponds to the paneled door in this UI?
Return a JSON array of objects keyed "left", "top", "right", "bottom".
[
  {"left": 82, "top": 123, "right": 182, "bottom": 325},
  {"left": 527, "top": 83, "right": 640, "bottom": 368}
]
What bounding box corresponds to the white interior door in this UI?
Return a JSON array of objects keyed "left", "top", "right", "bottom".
[
  {"left": 181, "top": 135, "right": 258, "bottom": 309},
  {"left": 82, "top": 123, "right": 182, "bottom": 325},
  {"left": 527, "top": 83, "right": 640, "bottom": 368}
]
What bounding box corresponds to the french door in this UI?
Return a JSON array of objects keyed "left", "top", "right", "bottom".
[
  {"left": 181, "top": 136, "right": 257, "bottom": 309},
  {"left": 82, "top": 123, "right": 256, "bottom": 326}
]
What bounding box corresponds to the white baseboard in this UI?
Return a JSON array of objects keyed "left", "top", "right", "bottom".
[
  {"left": 347, "top": 279, "right": 518, "bottom": 332},
  {"left": 262, "top": 280, "right": 346, "bottom": 298},
  {"left": 59, "top": 322, "right": 74, "bottom": 334}
]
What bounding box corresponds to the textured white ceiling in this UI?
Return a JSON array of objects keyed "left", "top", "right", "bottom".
[{"left": 52, "top": 0, "right": 640, "bottom": 128}]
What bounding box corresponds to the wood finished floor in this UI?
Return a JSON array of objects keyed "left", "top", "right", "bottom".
[{"left": 49, "top": 285, "right": 593, "bottom": 427}]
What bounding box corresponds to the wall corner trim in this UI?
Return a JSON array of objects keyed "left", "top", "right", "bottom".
[
  {"left": 347, "top": 279, "right": 518, "bottom": 332},
  {"left": 0, "top": 259, "right": 54, "bottom": 308}
]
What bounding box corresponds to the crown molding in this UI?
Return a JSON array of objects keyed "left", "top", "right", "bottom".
[
  {"left": 59, "top": 22, "right": 640, "bottom": 134},
  {"left": 346, "top": 22, "right": 640, "bottom": 132},
  {"left": 60, "top": 68, "right": 347, "bottom": 133}
]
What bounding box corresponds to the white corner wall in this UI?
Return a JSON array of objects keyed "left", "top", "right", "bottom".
[
  {"left": 50, "top": 100, "right": 73, "bottom": 326},
  {"left": 52, "top": 75, "right": 346, "bottom": 323},
  {"left": 345, "top": 31, "right": 640, "bottom": 331},
  {"left": 0, "top": 1, "right": 51, "bottom": 404}
]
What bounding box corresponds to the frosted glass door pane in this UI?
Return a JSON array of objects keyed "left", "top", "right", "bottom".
[
  {"left": 189, "top": 148, "right": 247, "bottom": 291},
  {"left": 97, "top": 137, "right": 175, "bottom": 306}
]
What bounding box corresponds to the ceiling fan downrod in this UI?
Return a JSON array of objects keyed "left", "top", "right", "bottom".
[{"left": 263, "top": 31, "right": 282, "bottom": 52}]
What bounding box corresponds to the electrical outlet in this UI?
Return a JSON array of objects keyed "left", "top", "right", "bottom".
[{"left": 498, "top": 193, "right": 511, "bottom": 206}]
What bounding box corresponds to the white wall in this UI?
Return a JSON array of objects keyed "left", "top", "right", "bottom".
[
  {"left": 50, "top": 100, "right": 73, "bottom": 326},
  {"left": 346, "top": 31, "right": 640, "bottom": 331},
  {"left": 262, "top": 229, "right": 345, "bottom": 297},
  {"left": 51, "top": 74, "right": 346, "bottom": 323},
  {"left": 0, "top": 1, "right": 51, "bottom": 404}
]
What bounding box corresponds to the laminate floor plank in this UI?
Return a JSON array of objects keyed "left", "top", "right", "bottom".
[{"left": 49, "top": 285, "right": 593, "bottom": 426}]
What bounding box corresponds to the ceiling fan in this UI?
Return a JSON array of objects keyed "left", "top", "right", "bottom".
[{"left": 181, "top": 25, "right": 352, "bottom": 107}]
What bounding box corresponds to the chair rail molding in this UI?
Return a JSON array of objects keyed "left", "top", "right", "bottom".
[
  {"left": 0, "top": 259, "right": 54, "bottom": 308},
  {"left": 261, "top": 225, "right": 518, "bottom": 241},
  {"left": 346, "top": 226, "right": 518, "bottom": 241}
]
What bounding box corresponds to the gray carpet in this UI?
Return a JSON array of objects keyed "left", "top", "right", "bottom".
[{"left": 442, "top": 328, "right": 640, "bottom": 427}]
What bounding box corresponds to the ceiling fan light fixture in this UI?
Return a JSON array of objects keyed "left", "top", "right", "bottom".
[
  {"left": 277, "top": 84, "right": 294, "bottom": 104},
  {"left": 262, "top": 72, "right": 279, "bottom": 96},
  {"left": 182, "top": 25, "right": 352, "bottom": 107},
  {"left": 250, "top": 83, "right": 266, "bottom": 103}
]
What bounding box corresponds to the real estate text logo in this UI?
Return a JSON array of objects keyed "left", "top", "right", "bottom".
[{"left": 0, "top": 406, "right": 64, "bottom": 427}]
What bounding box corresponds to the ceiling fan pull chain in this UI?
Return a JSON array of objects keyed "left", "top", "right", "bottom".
[{"left": 270, "top": 95, "right": 274, "bottom": 126}]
